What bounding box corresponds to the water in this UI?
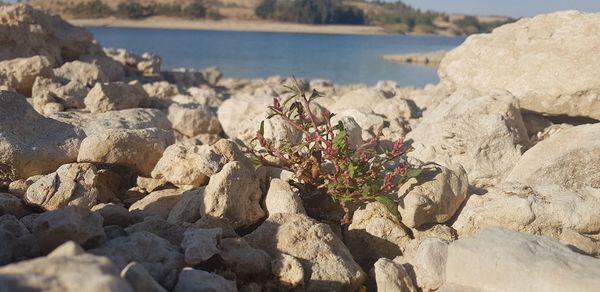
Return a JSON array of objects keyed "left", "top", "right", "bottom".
[{"left": 89, "top": 27, "right": 464, "bottom": 87}]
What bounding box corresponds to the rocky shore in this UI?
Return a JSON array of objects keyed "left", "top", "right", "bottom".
[
  {"left": 0, "top": 4, "right": 599, "bottom": 292},
  {"left": 382, "top": 51, "right": 447, "bottom": 66}
]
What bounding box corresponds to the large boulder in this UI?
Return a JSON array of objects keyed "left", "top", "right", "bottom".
[
  {"left": 167, "top": 102, "right": 222, "bottom": 137},
  {"left": 0, "top": 214, "right": 32, "bottom": 265},
  {"left": 151, "top": 142, "right": 227, "bottom": 187},
  {"left": 90, "top": 231, "right": 185, "bottom": 289},
  {"left": 370, "top": 258, "right": 417, "bottom": 292},
  {"left": 0, "top": 91, "right": 83, "bottom": 180},
  {"left": 439, "top": 11, "right": 600, "bottom": 119},
  {"left": 25, "top": 163, "right": 106, "bottom": 211},
  {"left": 397, "top": 165, "right": 468, "bottom": 228},
  {"left": 0, "top": 4, "right": 100, "bottom": 64},
  {"left": 442, "top": 227, "right": 600, "bottom": 291},
  {"left": 78, "top": 128, "right": 174, "bottom": 176},
  {"left": 53, "top": 60, "right": 109, "bottom": 87},
  {"left": 0, "top": 56, "right": 52, "bottom": 95},
  {"left": 244, "top": 213, "right": 366, "bottom": 291},
  {"left": 201, "top": 161, "right": 265, "bottom": 229},
  {"left": 85, "top": 82, "right": 149, "bottom": 113},
  {"left": 173, "top": 268, "right": 237, "bottom": 292},
  {"left": 32, "top": 76, "right": 89, "bottom": 110},
  {"left": 406, "top": 91, "right": 528, "bottom": 187},
  {"left": 506, "top": 123, "right": 600, "bottom": 192},
  {"left": 56, "top": 108, "right": 172, "bottom": 135},
  {"left": 0, "top": 242, "right": 133, "bottom": 292}
]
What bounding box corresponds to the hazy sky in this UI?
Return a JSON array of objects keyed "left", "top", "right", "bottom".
[{"left": 399, "top": 0, "right": 600, "bottom": 18}]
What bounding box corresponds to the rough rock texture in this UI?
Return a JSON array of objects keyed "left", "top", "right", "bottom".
[
  {"left": 125, "top": 216, "right": 184, "bottom": 246},
  {"left": 264, "top": 179, "right": 306, "bottom": 215},
  {"left": 0, "top": 56, "right": 52, "bottom": 95},
  {"left": 167, "top": 102, "right": 222, "bottom": 137},
  {"left": 219, "top": 237, "right": 272, "bottom": 279},
  {"left": 443, "top": 227, "right": 600, "bottom": 291},
  {"left": 271, "top": 254, "right": 304, "bottom": 289},
  {"left": 201, "top": 161, "right": 265, "bottom": 229},
  {"left": 407, "top": 91, "right": 528, "bottom": 187},
  {"left": 129, "top": 189, "right": 183, "bottom": 219},
  {"left": 0, "top": 242, "right": 133, "bottom": 292},
  {"left": 92, "top": 203, "right": 137, "bottom": 227},
  {"left": 58, "top": 108, "right": 172, "bottom": 135},
  {"left": 25, "top": 163, "right": 105, "bottom": 211},
  {"left": 397, "top": 165, "right": 468, "bottom": 228},
  {"left": 0, "top": 4, "right": 100, "bottom": 64},
  {"left": 54, "top": 60, "right": 109, "bottom": 86},
  {"left": 80, "top": 54, "right": 126, "bottom": 82},
  {"left": 78, "top": 128, "right": 174, "bottom": 176},
  {"left": 506, "top": 123, "right": 600, "bottom": 192},
  {"left": 85, "top": 82, "right": 149, "bottom": 113},
  {"left": 452, "top": 183, "right": 600, "bottom": 243},
  {"left": 167, "top": 188, "right": 204, "bottom": 225},
  {"left": 0, "top": 91, "right": 83, "bottom": 181},
  {"left": 370, "top": 258, "right": 417, "bottom": 292},
  {"left": 32, "top": 206, "right": 105, "bottom": 254},
  {"left": 151, "top": 143, "right": 227, "bottom": 187},
  {"left": 32, "top": 76, "right": 89, "bottom": 111},
  {"left": 245, "top": 213, "right": 366, "bottom": 291},
  {"left": 331, "top": 88, "right": 387, "bottom": 112},
  {"left": 181, "top": 228, "right": 221, "bottom": 265},
  {"left": 439, "top": 11, "right": 600, "bottom": 119},
  {"left": 173, "top": 268, "right": 237, "bottom": 292},
  {"left": 0, "top": 192, "right": 29, "bottom": 218},
  {"left": 406, "top": 238, "right": 449, "bottom": 291},
  {"left": 0, "top": 214, "right": 32, "bottom": 265},
  {"left": 90, "top": 231, "right": 184, "bottom": 289},
  {"left": 346, "top": 202, "right": 412, "bottom": 270},
  {"left": 121, "top": 262, "right": 167, "bottom": 292}
]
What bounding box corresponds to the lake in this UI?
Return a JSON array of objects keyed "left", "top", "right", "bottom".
[{"left": 89, "top": 27, "right": 464, "bottom": 87}]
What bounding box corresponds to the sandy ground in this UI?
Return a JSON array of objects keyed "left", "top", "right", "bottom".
[{"left": 68, "top": 17, "right": 388, "bottom": 35}]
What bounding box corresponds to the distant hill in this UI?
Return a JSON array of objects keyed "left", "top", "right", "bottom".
[{"left": 25, "top": 0, "right": 514, "bottom": 35}]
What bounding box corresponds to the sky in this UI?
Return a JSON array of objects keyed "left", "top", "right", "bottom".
[{"left": 398, "top": 0, "right": 600, "bottom": 18}]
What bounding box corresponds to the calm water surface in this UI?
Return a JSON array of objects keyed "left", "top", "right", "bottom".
[{"left": 89, "top": 27, "right": 464, "bottom": 87}]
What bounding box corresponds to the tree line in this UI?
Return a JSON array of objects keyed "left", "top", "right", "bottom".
[{"left": 67, "top": 0, "right": 213, "bottom": 19}]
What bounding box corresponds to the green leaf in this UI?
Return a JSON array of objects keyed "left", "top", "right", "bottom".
[
  {"left": 348, "top": 162, "right": 355, "bottom": 179},
  {"left": 282, "top": 94, "right": 297, "bottom": 108},
  {"left": 405, "top": 168, "right": 422, "bottom": 179},
  {"left": 332, "top": 130, "right": 347, "bottom": 150},
  {"left": 259, "top": 120, "right": 265, "bottom": 136},
  {"left": 376, "top": 196, "right": 401, "bottom": 219}
]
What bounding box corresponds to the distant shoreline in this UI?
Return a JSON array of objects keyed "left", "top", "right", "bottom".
[{"left": 68, "top": 17, "right": 390, "bottom": 36}]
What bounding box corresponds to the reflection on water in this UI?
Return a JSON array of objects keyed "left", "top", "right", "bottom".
[{"left": 89, "top": 27, "right": 464, "bottom": 87}]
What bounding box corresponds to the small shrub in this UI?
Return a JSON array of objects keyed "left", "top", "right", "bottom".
[{"left": 249, "top": 81, "right": 420, "bottom": 224}]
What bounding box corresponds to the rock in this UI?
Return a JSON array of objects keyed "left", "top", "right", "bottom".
[
  {"left": 85, "top": 82, "right": 149, "bottom": 113},
  {"left": 32, "top": 76, "right": 89, "bottom": 110},
  {"left": 442, "top": 227, "right": 600, "bottom": 291},
  {"left": 407, "top": 238, "right": 449, "bottom": 291},
  {"left": 0, "top": 214, "right": 32, "bottom": 265},
  {"left": 90, "top": 231, "right": 184, "bottom": 289},
  {"left": 167, "top": 188, "right": 204, "bottom": 225},
  {"left": 264, "top": 179, "right": 305, "bottom": 216},
  {"left": 439, "top": 11, "right": 600, "bottom": 119},
  {"left": 506, "top": 123, "right": 600, "bottom": 192},
  {"left": 25, "top": 163, "right": 105, "bottom": 211},
  {"left": 219, "top": 237, "right": 272, "bottom": 279},
  {"left": 0, "top": 56, "right": 52, "bottom": 95},
  {"left": 201, "top": 161, "right": 265, "bottom": 229},
  {"left": 121, "top": 262, "right": 167, "bottom": 292},
  {"left": 81, "top": 108, "right": 172, "bottom": 134},
  {"left": 137, "top": 52, "right": 161, "bottom": 75},
  {"left": 54, "top": 60, "right": 109, "bottom": 86},
  {"left": 271, "top": 254, "right": 304, "bottom": 289},
  {"left": 80, "top": 54, "right": 126, "bottom": 82},
  {"left": 129, "top": 189, "right": 183, "bottom": 219},
  {"left": 47, "top": 241, "right": 85, "bottom": 257},
  {"left": 136, "top": 177, "right": 168, "bottom": 193},
  {"left": 103, "top": 48, "right": 141, "bottom": 68},
  {"left": 407, "top": 91, "right": 528, "bottom": 187},
  {"left": 0, "top": 242, "right": 133, "bottom": 292},
  {"left": 370, "top": 258, "right": 417, "bottom": 292},
  {"left": 0, "top": 192, "right": 29, "bottom": 218},
  {"left": 559, "top": 229, "right": 600, "bottom": 257},
  {"left": 397, "top": 165, "right": 468, "bottom": 228},
  {"left": 331, "top": 88, "right": 387, "bottom": 112},
  {"left": 452, "top": 182, "right": 600, "bottom": 244},
  {"left": 104, "top": 225, "right": 128, "bottom": 240},
  {"left": 167, "top": 102, "right": 222, "bottom": 137},
  {"left": 180, "top": 228, "right": 221, "bottom": 265},
  {"left": 8, "top": 175, "right": 42, "bottom": 198},
  {"left": 245, "top": 213, "right": 366, "bottom": 291},
  {"left": 143, "top": 81, "right": 180, "bottom": 102},
  {"left": 32, "top": 206, "right": 105, "bottom": 254},
  {"left": 78, "top": 128, "right": 174, "bottom": 176},
  {"left": 173, "top": 268, "right": 237, "bottom": 292},
  {"left": 373, "top": 97, "right": 420, "bottom": 121},
  {"left": 239, "top": 114, "right": 303, "bottom": 147},
  {"left": 163, "top": 67, "right": 223, "bottom": 88},
  {"left": 187, "top": 215, "right": 237, "bottom": 238},
  {"left": 125, "top": 216, "right": 184, "bottom": 246},
  {"left": 333, "top": 109, "right": 385, "bottom": 141},
  {"left": 92, "top": 203, "right": 137, "bottom": 227},
  {"left": 0, "top": 4, "right": 100, "bottom": 64},
  {"left": 336, "top": 116, "right": 363, "bottom": 148},
  {"left": 0, "top": 91, "right": 83, "bottom": 181},
  {"left": 345, "top": 202, "right": 412, "bottom": 270},
  {"left": 217, "top": 93, "right": 272, "bottom": 138},
  {"left": 152, "top": 142, "right": 227, "bottom": 187}
]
